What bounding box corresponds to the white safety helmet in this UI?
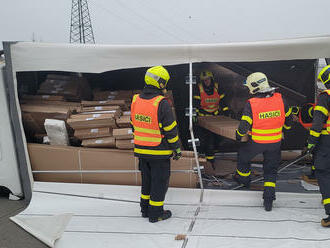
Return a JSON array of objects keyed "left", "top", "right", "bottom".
[{"left": 244, "top": 72, "right": 275, "bottom": 94}]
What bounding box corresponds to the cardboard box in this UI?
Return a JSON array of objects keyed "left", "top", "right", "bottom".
[
  {"left": 74, "top": 127, "right": 112, "bottom": 140},
  {"left": 198, "top": 116, "right": 248, "bottom": 141},
  {"left": 136, "top": 157, "right": 198, "bottom": 188},
  {"left": 20, "top": 100, "right": 80, "bottom": 112},
  {"left": 113, "top": 128, "right": 133, "bottom": 140},
  {"left": 38, "top": 74, "right": 92, "bottom": 101},
  {"left": 122, "top": 111, "right": 131, "bottom": 116},
  {"left": 22, "top": 95, "right": 65, "bottom": 101},
  {"left": 115, "top": 115, "right": 131, "bottom": 128},
  {"left": 73, "top": 108, "right": 121, "bottom": 118},
  {"left": 81, "top": 105, "right": 122, "bottom": 113},
  {"left": 70, "top": 113, "right": 116, "bottom": 120},
  {"left": 80, "top": 148, "right": 136, "bottom": 185},
  {"left": 21, "top": 104, "right": 70, "bottom": 134},
  {"left": 116, "top": 139, "right": 134, "bottom": 149},
  {"left": 27, "top": 144, "right": 198, "bottom": 188},
  {"left": 81, "top": 100, "right": 128, "bottom": 108},
  {"left": 93, "top": 90, "right": 133, "bottom": 101},
  {"left": 67, "top": 116, "right": 117, "bottom": 129},
  {"left": 28, "top": 144, "right": 81, "bottom": 183},
  {"left": 81, "top": 137, "right": 116, "bottom": 148}
]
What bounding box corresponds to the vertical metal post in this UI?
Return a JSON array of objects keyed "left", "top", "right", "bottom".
[{"left": 188, "top": 62, "right": 204, "bottom": 193}]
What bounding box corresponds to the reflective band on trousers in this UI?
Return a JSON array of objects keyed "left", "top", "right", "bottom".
[
  {"left": 149, "top": 200, "right": 164, "bottom": 206},
  {"left": 236, "top": 169, "right": 251, "bottom": 177},
  {"left": 134, "top": 148, "right": 173, "bottom": 155},
  {"left": 264, "top": 182, "right": 276, "bottom": 187},
  {"left": 141, "top": 194, "right": 150, "bottom": 200},
  {"left": 323, "top": 198, "right": 330, "bottom": 205}
]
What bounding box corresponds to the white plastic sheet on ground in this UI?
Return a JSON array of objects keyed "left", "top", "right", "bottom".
[{"left": 12, "top": 182, "right": 329, "bottom": 248}]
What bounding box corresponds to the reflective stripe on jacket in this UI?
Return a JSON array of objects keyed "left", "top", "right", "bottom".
[
  {"left": 199, "top": 83, "right": 220, "bottom": 114},
  {"left": 249, "top": 93, "right": 285, "bottom": 144}
]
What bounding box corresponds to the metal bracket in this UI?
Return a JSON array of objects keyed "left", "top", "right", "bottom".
[
  {"left": 188, "top": 138, "right": 200, "bottom": 147},
  {"left": 185, "top": 75, "right": 196, "bottom": 84},
  {"left": 185, "top": 107, "right": 197, "bottom": 116}
]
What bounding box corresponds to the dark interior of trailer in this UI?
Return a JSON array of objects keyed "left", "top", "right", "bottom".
[{"left": 16, "top": 60, "right": 317, "bottom": 151}]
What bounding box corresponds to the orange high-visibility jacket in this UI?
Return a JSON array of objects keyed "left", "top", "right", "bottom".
[
  {"left": 199, "top": 83, "right": 221, "bottom": 114},
  {"left": 249, "top": 93, "right": 285, "bottom": 144},
  {"left": 131, "top": 94, "right": 164, "bottom": 147}
]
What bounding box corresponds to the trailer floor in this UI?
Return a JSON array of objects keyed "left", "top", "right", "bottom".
[{"left": 7, "top": 182, "right": 330, "bottom": 248}]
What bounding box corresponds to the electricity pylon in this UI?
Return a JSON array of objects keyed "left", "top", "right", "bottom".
[{"left": 70, "top": 0, "right": 95, "bottom": 44}]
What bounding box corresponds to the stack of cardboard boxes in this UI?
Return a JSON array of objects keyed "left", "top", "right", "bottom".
[
  {"left": 21, "top": 79, "right": 199, "bottom": 188},
  {"left": 37, "top": 74, "right": 92, "bottom": 101},
  {"left": 68, "top": 105, "right": 121, "bottom": 148}
]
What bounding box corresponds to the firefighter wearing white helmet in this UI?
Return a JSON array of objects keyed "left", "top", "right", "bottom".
[
  {"left": 244, "top": 72, "right": 277, "bottom": 94},
  {"left": 306, "top": 65, "right": 330, "bottom": 227},
  {"left": 131, "top": 65, "right": 181, "bottom": 223},
  {"left": 193, "top": 70, "right": 230, "bottom": 170},
  {"left": 233, "top": 72, "right": 293, "bottom": 212}
]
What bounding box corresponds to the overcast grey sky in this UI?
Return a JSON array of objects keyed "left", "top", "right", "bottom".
[{"left": 1, "top": 0, "right": 330, "bottom": 49}]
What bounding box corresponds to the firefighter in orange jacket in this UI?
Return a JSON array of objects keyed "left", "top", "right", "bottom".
[
  {"left": 131, "top": 66, "right": 181, "bottom": 223},
  {"left": 234, "top": 72, "right": 293, "bottom": 211},
  {"left": 306, "top": 65, "right": 330, "bottom": 227},
  {"left": 193, "top": 70, "right": 230, "bottom": 168}
]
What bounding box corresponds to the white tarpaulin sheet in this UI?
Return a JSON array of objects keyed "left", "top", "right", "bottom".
[
  {"left": 13, "top": 182, "right": 330, "bottom": 248},
  {"left": 8, "top": 36, "right": 330, "bottom": 74}
]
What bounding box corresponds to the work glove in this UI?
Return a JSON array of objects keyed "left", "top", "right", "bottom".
[
  {"left": 223, "top": 109, "right": 232, "bottom": 117},
  {"left": 173, "top": 148, "right": 182, "bottom": 160},
  {"left": 303, "top": 143, "right": 315, "bottom": 155},
  {"left": 291, "top": 106, "right": 300, "bottom": 116}
]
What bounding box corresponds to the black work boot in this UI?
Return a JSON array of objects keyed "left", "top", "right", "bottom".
[
  {"left": 140, "top": 199, "right": 149, "bottom": 218},
  {"left": 141, "top": 210, "right": 148, "bottom": 218},
  {"left": 149, "top": 210, "right": 172, "bottom": 223},
  {"left": 263, "top": 198, "right": 273, "bottom": 211},
  {"left": 232, "top": 172, "right": 250, "bottom": 188},
  {"left": 263, "top": 187, "right": 275, "bottom": 212},
  {"left": 321, "top": 216, "right": 330, "bottom": 227}
]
